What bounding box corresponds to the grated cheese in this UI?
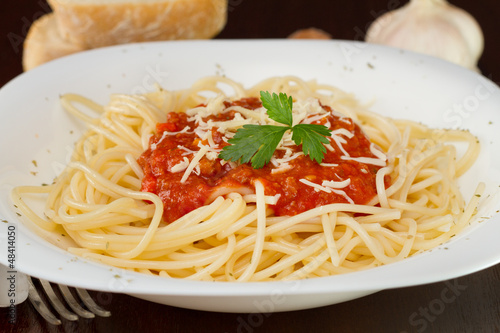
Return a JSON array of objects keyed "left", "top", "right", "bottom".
[
  {"left": 299, "top": 179, "right": 331, "bottom": 193},
  {"left": 299, "top": 178, "right": 355, "bottom": 204},
  {"left": 322, "top": 179, "right": 351, "bottom": 189},
  {"left": 180, "top": 145, "right": 210, "bottom": 183},
  {"left": 178, "top": 145, "right": 197, "bottom": 156},
  {"left": 170, "top": 157, "right": 190, "bottom": 173},
  {"left": 340, "top": 156, "right": 387, "bottom": 167},
  {"left": 169, "top": 94, "right": 386, "bottom": 189}
]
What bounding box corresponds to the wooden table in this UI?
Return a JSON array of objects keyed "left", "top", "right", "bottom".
[{"left": 1, "top": 1, "right": 500, "bottom": 332}]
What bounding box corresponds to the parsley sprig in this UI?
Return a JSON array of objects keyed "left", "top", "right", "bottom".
[{"left": 218, "top": 91, "right": 332, "bottom": 168}]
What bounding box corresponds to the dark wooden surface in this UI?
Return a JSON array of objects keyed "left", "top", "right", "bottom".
[{"left": 2, "top": 1, "right": 500, "bottom": 332}]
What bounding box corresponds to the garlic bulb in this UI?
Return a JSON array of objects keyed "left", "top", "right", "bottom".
[{"left": 365, "top": 0, "right": 484, "bottom": 71}]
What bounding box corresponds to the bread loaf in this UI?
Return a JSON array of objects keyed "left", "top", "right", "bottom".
[
  {"left": 22, "top": 0, "right": 228, "bottom": 70},
  {"left": 47, "top": 0, "right": 228, "bottom": 48},
  {"left": 23, "top": 13, "right": 87, "bottom": 71}
]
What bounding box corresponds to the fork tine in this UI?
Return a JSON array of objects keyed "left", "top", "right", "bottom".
[
  {"left": 27, "top": 276, "right": 111, "bottom": 324},
  {"left": 58, "top": 285, "right": 95, "bottom": 319},
  {"left": 39, "top": 279, "right": 78, "bottom": 321},
  {"left": 75, "top": 288, "right": 112, "bottom": 317},
  {"left": 27, "top": 276, "right": 61, "bottom": 325}
]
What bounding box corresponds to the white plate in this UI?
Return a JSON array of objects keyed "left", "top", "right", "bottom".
[{"left": 1, "top": 40, "right": 500, "bottom": 313}]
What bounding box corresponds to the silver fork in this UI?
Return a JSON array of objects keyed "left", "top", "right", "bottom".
[{"left": 27, "top": 276, "right": 111, "bottom": 325}]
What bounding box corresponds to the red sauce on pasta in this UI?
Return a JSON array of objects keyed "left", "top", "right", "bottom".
[{"left": 138, "top": 98, "right": 388, "bottom": 222}]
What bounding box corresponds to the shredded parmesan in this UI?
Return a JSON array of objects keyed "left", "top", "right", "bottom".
[
  {"left": 167, "top": 93, "right": 387, "bottom": 187},
  {"left": 178, "top": 145, "right": 196, "bottom": 156},
  {"left": 330, "top": 189, "right": 355, "bottom": 204},
  {"left": 170, "top": 157, "right": 190, "bottom": 173},
  {"left": 322, "top": 179, "right": 351, "bottom": 189},
  {"left": 206, "top": 130, "right": 216, "bottom": 148},
  {"left": 298, "top": 179, "right": 355, "bottom": 204},
  {"left": 292, "top": 98, "right": 327, "bottom": 124},
  {"left": 271, "top": 163, "right": 293, "bottom": 174},
  {"left": 340, "top": 156, "right": 387, "bottom": 167},
  {"left": 180, "top": 145, "right": 210, "bottom": 183},
  {"left": 151, "top": 127, "right": 192, "bottom": 151},
  {"left": 332, "top": 128, "right": 355, "bottom": 139},
  {"left": 270, "top": 150, "right": 304, "bottom": 168},
  {"left": 299, "top": 179, "right": 332, "bottom": 193},
  {"left": 330, "top": 128, "right": 354, "bottom": 157}
]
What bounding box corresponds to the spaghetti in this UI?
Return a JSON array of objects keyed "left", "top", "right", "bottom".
[{"left": 11, "top": 76, "right": 483, "bottom": 281}]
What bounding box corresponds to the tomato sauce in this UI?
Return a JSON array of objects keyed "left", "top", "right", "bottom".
[{"left": 137, "top": 98, "right": 388, "bottom": 222}]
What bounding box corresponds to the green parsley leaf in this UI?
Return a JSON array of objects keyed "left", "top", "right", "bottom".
[
  {"left": 260, "top": 91, "right": 293, "bottom": 127},
  {"left": 219, "top": 91, "right": 332, "bottom": 168},
  {"left": 291, "top": 124, "right": 331, "bottom": 164},
  {"left": 219, "top": 124, "right": 288, "bottom": 169}
]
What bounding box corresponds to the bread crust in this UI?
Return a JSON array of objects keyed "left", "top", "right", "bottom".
[
  {"left": 47, "top": 0, "right": 228, "bottom": 48},
  {"left": 23, "top": 13, "right": 87, "bottom": 71}
]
